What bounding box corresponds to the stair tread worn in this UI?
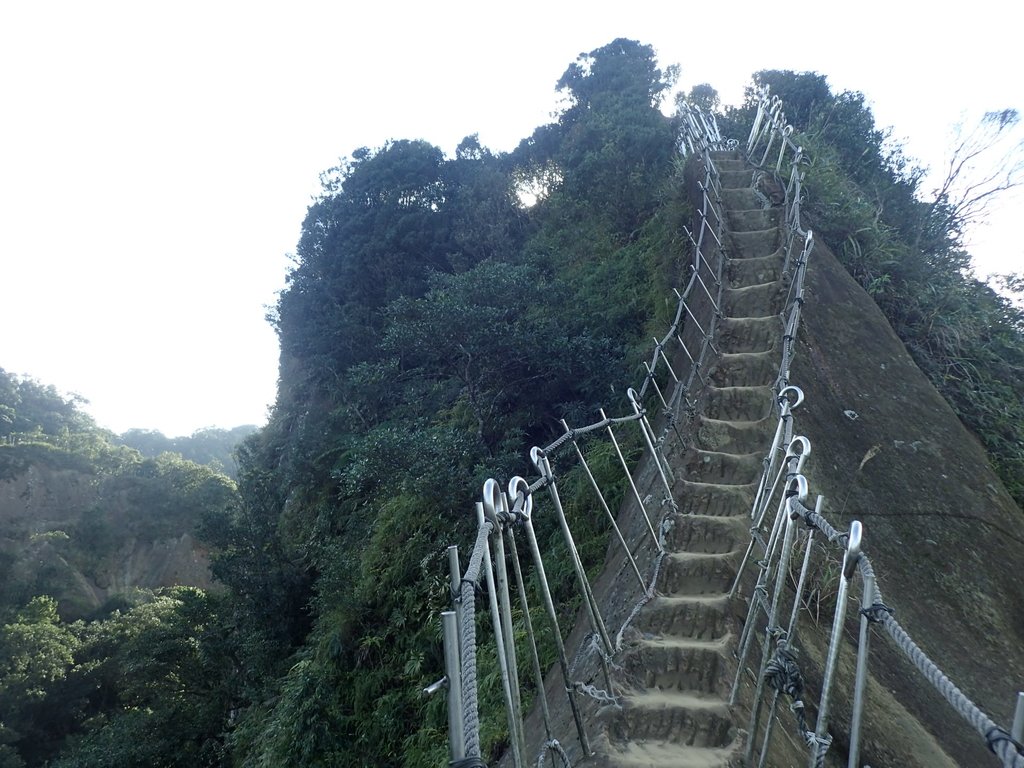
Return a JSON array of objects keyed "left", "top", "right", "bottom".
[{"left": 591, "top": 150, "right": 780, "bottom": 766}]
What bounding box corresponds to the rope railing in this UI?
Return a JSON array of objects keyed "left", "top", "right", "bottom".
[
  {"left": 725, "top": 86, "right": 1024, "bottom": 768},
  {"left": 426, "top": 85, "right": 1024, "bottom": 768},
  {"left": 425, "top": 104, "right": 734, "bottom": 766}
]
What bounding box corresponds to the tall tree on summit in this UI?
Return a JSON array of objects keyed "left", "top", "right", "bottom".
[{"left": 552, "top": 38, "right": 677, "bottom": 235}]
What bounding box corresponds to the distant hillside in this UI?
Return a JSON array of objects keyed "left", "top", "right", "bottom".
[
  {"left": 0, "top": 368, "right": 238, "bottom": 619},
  {"left": 0, "top": 368, "right": 241, "bottom": 767},
  {"left": 118, "top": 424, "right": 258, "bottom": 478},
  {"left": 2, "top": 41, "right": 1021, "bottom": 768}
]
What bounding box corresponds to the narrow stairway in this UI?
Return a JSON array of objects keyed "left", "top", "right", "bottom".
[{"left": 591, "top": 151, "right": 786, "bottom": 767}]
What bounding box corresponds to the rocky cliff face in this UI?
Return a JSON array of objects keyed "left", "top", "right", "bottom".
[{"left": 0, "top": 457, "right": 214, "bottom": 619}]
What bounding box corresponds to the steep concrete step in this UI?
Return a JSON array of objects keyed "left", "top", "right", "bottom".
[
  {"left": 711, "top": 350, "right": 776, "bottom": 387},
  {"left": 718, "top": 169, "right": 754, "bottom": 189},
  {"left": 619, "top": 642, "right": 731, "bottom": 696},
  {"left": 594, "top": 737, "right": 743, "bottom": 768},
  {"left": 629, "top": 594, "right": 732, "bottom": 641},
  {"left": 663, "top": 514, "right": 747, "bottom": 554},
  {"left": 722, "top": 282, "right": 782, "bottom": 317},
  {"left": 727, "top": 252, "right": 783, "bottom": 288},
  {"left": 590, "top": 150, "right": 775, "bottom": 768},
  {"left": 728, "top": 228, "right": 781, "bottom": 259},
  {"left": 718, "top": 317, "right": 779, "bottom": 354},
  {"left": 720, "top": 187, "right": 759, "bottom": 210},
  {"left": 711, "top": 156, "right": 746, "bottom": 172},
  {"left": 696, "top": 416, "right": 773, "bottom": 455},
  {"left": 608, "top": 693, "right": 734, "bottom": 745},
  {"left": 725, "top": 208, "right": 781, "bottom": 233},
  {"left": 704, "top": 385, "right": 773, "bottom": 422},
  {"left": 684, "top": 449, "right": 763, "bottom": 485},
  {"left": 676, "top": 480, "right": 757, "bottom": 517},
  {"left": 658, "top": 551, "right": 738, "bottom": 596}
]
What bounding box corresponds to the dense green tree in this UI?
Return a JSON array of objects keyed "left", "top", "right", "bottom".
[
  {"left": 551, "top": 38, "right": 677, "bottom": 235},
  {"left": 0, "top": 597, "right": 78, "bottom": 763},
  {"left": 53, "top": 588, "right": 234, "bottom": 768},
  {"left": 0, "top": 370, "right": 96, "bottom": 440}
]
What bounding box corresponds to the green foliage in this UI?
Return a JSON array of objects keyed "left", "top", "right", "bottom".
[
  {"left": 210, "top": 37, "right": 690, "bottom": 767},
  {"left": 118, "top": 425, "right": 257, "bottom": 478},
  {"left": 0, "top": 370, "right": 96, "bottom": 440},
  {"left": 56, "top": 588, "right": 234, "bottom": 768},
  {"left": 0, "top": 589, "right": 234, "bottom": 767},
  {"left": 553, "top": 39, "right": 677, "bottom": 235},
  {"left": 0, "top": 38, "right": 698, "bottom": 767},
  {"left": 741, "top": 71, "right": 1024, "bottom": 510}
]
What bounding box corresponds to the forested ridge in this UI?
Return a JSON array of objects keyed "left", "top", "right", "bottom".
[{"left": 1, "top": 39, "right": 1022, "bottom": 767}]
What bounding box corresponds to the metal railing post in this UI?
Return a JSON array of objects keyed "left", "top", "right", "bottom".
[
  {"left": 442, "top": 611, "right": 466, "bottom": 761},
  {"left": 849, "top": 547, "right": 874, "bottom": 768},
  {"left": 810, "top": 521, "right": 863, "bottom": 767},
  {"left": 1012, "top": 692, "right": 1024, "bottom": 744},
  {"left": 475, "top": 500, "right": 523, "bottom": 768}
]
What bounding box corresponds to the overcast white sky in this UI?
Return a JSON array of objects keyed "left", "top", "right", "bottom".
[{"left": 2, "top": 1, "right": 1021, "bottom": 437}]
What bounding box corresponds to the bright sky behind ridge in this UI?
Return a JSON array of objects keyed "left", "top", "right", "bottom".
[{"left": 2, "top": 0, "right": 1021, "bottom": 437}]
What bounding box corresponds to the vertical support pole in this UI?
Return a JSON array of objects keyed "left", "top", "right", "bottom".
[
  {"left": 448, "top": 546, "right": 462, "bottom": 642},
  {"left": 1011, "top": 692, "right": 1024, "bottom": 745},
  {"left": 642, "top": 361, "right": 670, "bottom": 410},
  {"left": 482, "top": 483, "right": 526, "bottom": 765},
  {"left": 744, "top": 475, "right": 807, "bottom": 766},
  {"left": 601, "top": 408, "right": 662, "bottom": 553},
  {"left": 810, "top": 520, "right": 863, "bottom": 768},
  {"left": 532, "top": 446, "right": 617, "bottom": 656},
  {"left": 441, "top": 611, "right": 466, "bottom": 762},
  {"left": 505, "top": 479, "right": 556, "bottom": 742},
  {"left": 522, "top": 509, "right": 591, "bottom": 755},
  {"left": 627, "top": 388, "right": 675, "bottom": 497},
  {"left": 476, "top": 501, "right": 524, "bottom": 768},
  {"left": 848, "top": 561, "right": 874, "bottom": 768},
  {"left": 757, "top": 500, "right": 822, "bottom": 768}
]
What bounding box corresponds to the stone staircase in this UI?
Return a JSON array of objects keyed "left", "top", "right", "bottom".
[{"left": 590, "top": 151, "right": 786, "bottom": 767}]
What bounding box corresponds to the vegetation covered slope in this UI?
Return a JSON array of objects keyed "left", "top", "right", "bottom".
[
  {"left": 0, "top": 369, "right": 240, "bottom": 766},
  {"left": 3, "top": 44, "right": 1021, "bottom": 768},
  {"left": 718, "top": 71, "right": 1024, "bottom": 509},
  {"left": 210, "top": 39, "right": 689, "bottom": 766}
]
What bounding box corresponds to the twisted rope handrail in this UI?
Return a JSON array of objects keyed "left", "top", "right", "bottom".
[
  {"left": 730, "top": 85, "right": 1024, "bottom": 768},
  {"left": 429, "top": 103, "right": 733, "bottom": 766},
  {"left": 430, "top": 85, "right": 1024, "bottom": 768}
]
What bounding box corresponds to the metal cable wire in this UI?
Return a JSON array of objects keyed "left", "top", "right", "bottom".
[{"left": 438, "top": 89, "right": 1024, "bottom": 768}]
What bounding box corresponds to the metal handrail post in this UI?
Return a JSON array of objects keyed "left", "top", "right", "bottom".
[
  {"left": 448, "top": 546, "right": 463, "bottom": 644},
  {"left": 848, "top": 554, "right": 874, "bottom": 768},
  {"left": 532, "top": 447, "right": 616, "bottom": 657},
  {"left": 483, "top": 486, "right": 527, "bottom": 765},
  {"left": 810, "top": 521, "right": 863, "bottom": 768},
  {"left": 441, "top": 611, "right": 466, "bottom": 761},
  {"left": 521, "top": 502, "right": 591, "bottom": 755},
  {"left": 475, "top": 501, "right": 523, "bottom": 768},
  {"left": 744, "top": 475, "right": 808, "bottom": 765},
  {"left": 502, "top": 484, "right": 555, "bottom": 745},
  {"left": 1012, "top": 692, "right": 1024, "bottom": 743}
]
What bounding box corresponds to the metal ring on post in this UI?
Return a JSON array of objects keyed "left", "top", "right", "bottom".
[
  {"left": 844, "top": 521, "right": 864, "bottom": 580},
  {"left": 531, "top": 446, "right": 553, "bottom": 481},
  {"left": 785, "top": 436, "right": 811, "bottom": 474},
  {"left": 785, "top": 474, "right": 808, "bottom": 503},
  {"left": 626, "top": 387, "right": 642, "bottom": 410},
  {"left": 508, "top": 476, "right": 533, "bottom": 521},
  {"left": 482, "top": 478, "right": 504, "bottom": 526},
  {"left": 778, "top": 385, "right": 804, "bottom": 410}
]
